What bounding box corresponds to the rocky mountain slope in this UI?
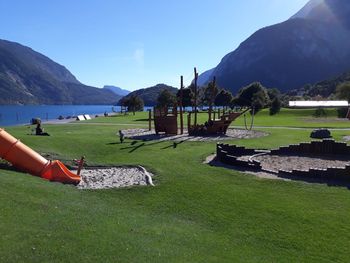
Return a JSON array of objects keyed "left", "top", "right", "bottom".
[
  {"left": 0, "top": 39, "right": 119, "bottom": 105},
  {"left": 200, "top": 0, "right": 350, "bottom": 93}
]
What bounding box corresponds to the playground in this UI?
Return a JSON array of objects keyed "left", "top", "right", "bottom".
[{"left": 1, "top": 108, "right": 350, "bottom": 262}]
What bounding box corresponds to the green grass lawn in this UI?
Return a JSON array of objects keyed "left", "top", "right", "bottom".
[
  {"left": 1, "top": 110, "right": 350, "bottom": 262},
  {"left": 84, "top": 108, "right": 350, "bottom": 129}
]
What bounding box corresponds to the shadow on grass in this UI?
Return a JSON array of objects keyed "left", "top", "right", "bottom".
[
  {"left": 106, "top": 142, "right": 121, "bottom": 145},
  {"left": 0, "top": 162, "right": 18, "bottom": 172},
  {"left": 161, "top": 140, "right": 186, "bottom": 149},
  {"left": 117, "top": 139, "right": 182, "bottom": 153}
]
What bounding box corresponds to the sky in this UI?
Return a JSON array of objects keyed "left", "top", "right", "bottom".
[{"left": 0, "top": 0, "right": 309, "bottom": 91}]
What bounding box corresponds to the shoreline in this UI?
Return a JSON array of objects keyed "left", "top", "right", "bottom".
[
  {"left": 42, "top": 112, "right": 119, "bottom": 125},
  {"left": 0, "top": 104, "right": 122, "bottom": 127},
  {"left": 1, "top": 111, "right": 119, "bottom": 127}
]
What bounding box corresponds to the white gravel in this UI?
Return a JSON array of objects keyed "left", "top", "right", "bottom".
[
  {"left": 343, "top": 136, "right": 350, "bottom": 142},
  {"left": 77, "top": 166, "right": 154, "bottom": 190},
  {"left": 122, "top": 128, "right": 268, "bottom": 142}
]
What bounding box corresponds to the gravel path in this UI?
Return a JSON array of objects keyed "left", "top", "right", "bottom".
[
  {"left": 122, "top": 128, "right": 268, "bottom": 142},
  {"left": 77, "top": 166, "right": 154, "bottom": 190}
]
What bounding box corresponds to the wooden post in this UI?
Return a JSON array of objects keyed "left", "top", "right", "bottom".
[
  {"left": 188, "top": 112, "right": 191, "bottom": 131},
  {"left": 148, "top": 109, "right": 152, "bottom": 131},
  {"left": 208, "top": 76, "right": 216, "bottom": 122},
  {"left": 218, "top": 108, "right": 221, "bottom": 119},
  {"left": 194, "top": 67, "right": 198, "bottom": 126},
  {"left": 180, "top": 76, "right": 184, "bottom": 134},
  {"left": 77, "top": 156, "right": 85, "bottom": 176},
  {"left": 208, "top": 98, "right": 212, "bottom": 122},
  {"left": 346, "top": 107, "right": 350, "bottom": 120}
]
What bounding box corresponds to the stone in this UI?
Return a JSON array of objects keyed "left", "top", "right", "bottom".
[{"left": 310, "top": 129, "right": 332, "bottom": 139}]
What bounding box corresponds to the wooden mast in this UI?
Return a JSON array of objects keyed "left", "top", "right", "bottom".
[
  {"left": 194, "top": 67, "right": 198, "bottom": 126},
  {"left": 208, "top": 76, "right": 216, "bottom": 122},
  {"left": 180, "top": 76, "right": 184, "bottom": 134}
]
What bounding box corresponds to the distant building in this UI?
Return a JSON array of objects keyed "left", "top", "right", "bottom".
[{"left": 289, "top": 101, "right": 349, "bottom": 108}]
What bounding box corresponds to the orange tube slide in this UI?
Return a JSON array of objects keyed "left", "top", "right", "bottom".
[{"left": 0, "top": 128, "right": 80, "bottom": 184}]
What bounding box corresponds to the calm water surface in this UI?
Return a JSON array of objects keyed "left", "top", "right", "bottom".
[{"left": 0, "top": 105, "right": 121, "bottom": 127}]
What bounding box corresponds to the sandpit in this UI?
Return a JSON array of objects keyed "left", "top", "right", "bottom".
[
  {"left": 252, "top": 154, "right": 350, "bottom": 173},
  {"left": 207, "top": 153, "right": 350, "bottom": 183},
  {"left": 213, "top": 141, "right": 350, "bottom": 184},
  {"left": 236, "top": 154, "right": 350, "bottom": 173},
  {"left": 77, "top": 166, "right": 154, "bottom": 190},
  {"left": 122, "top": 128, "right": 268, "bottom": 142}
]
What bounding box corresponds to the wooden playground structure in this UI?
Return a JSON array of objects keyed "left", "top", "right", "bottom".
[
  {"left": 148, "top": 68, "right": 252, "bottom": 136},
  {"left": 153, "top": 106, "right": 178, "bottom": 135}
]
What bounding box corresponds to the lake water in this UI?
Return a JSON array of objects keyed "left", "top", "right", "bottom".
[{"left": 0, "top": 105, "right": 122, "bottom": 127}]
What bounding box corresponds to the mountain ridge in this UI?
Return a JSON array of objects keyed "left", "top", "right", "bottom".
[
  {"left": 119, "top": 84, "right": 178, "bottom": 106},
  {"left": 200, "top": 0, "right": 350, "bottom": 94},
  {"left": 103, "top": 85, "right": 130, "bottom": 96},
  {"left": 0, "top": 39, "right": 120, "bottom": 105}
]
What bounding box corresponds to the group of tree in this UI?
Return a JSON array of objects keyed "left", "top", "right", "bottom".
[
  {"left": 154, "top": 80, "right": 282, "bottom": 115},
  {"left": 118, "top": 80, "right": 284, "bottom": 116},
  {"left": 335, "top": 81, "right": 350, "bottom": 118},
  {"left": 119, "top": 95, "right": 144, "bottom": 115},
  {"left": 116, "top": 75, "right": 350, "bottom": 120},
  {"left": 156, "top": 89, "right": 177, "bottom": 108},
  {"left": 233, "top": 82, "right": 281, "bottom": 115}
]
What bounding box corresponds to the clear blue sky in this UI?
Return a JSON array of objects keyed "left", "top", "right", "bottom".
[{"left": 0, "top": 0, "right": 308, "bottom": 91}]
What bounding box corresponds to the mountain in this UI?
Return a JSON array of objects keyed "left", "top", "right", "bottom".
[
  {"left": 200, "top": 0, "right": 350, "bottom": 94},
  {"left": 103, "top": 85, "right": 130, "bottom": 96},
  {"left": 291, "top": 0, "right": 324, "bottom": 19},
  {"left": 119, "top": 84, "right": 178, "bottom": 106},
  {"left": 197, "top": 68, "right": 215, "bottom": 87},
  {"left": 288, "top": 70, "right": 350, "bottom": 98},
  {"left": 0, "top": 39, "right": 119, "bottom": 105}
]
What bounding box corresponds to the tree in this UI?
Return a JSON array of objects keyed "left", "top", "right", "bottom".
[
  {"left": 202, "top": 81, "right": 219, "bottom": 106},
  {"left": 157, "top": 89, "right": 176, "bottom": 108},
  {"left": 336, "top": 82, "right": 350, "bottom": 101},
  {"left": 234, "top": 82, "right": 269, "bottom": 112},
  {"left": 121, "top": 95, "right": 144, "bottom": 115},
  {"left": 267, "top": 88, "right": 280, "bottom": 101},
  {"left": 335, "top": 82, "right": 350, "bottom": 118},
  {"left": 267, "top": 88, "right": 281, "bottom": 115},
  {"left": 215, "top": 89, "right": 233, "bottom": 109},
  {"left": 177, "top": 88, "right": 193, "bottom": 108},
  {"left": 269, "top": 97, "right": 281, "bottom": 115}
]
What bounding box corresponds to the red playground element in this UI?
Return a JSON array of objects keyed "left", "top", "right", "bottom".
[{"left": 0, "top": 128, "right": 81, "bottom": 184}]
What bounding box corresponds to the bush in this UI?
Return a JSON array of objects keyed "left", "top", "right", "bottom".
[
  {"left": 313, "top": 108, "right": 327, "bottom": 118},
  {"left": 337, "top": 107, "right": 348, "bottom": 118}
]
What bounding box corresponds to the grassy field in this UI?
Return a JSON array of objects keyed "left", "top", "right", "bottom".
[
  {"left": 86, "top": 108, "right": 350, "bottom": 129},
  {"left": 1, "top": 109, "right": 350, "bottom": 262}
]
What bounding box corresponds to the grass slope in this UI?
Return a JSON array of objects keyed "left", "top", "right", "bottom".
[{"left": 1, "top": 109, "right": 350, "bottom": 262}]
